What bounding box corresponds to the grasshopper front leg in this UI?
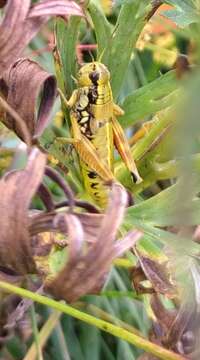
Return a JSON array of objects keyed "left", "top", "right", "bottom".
[{"left": 113, "top": 104, "right": 142, "bottom": 184}]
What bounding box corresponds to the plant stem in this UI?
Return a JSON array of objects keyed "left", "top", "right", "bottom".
[
  {"left": 0, "top": 281, "right": 187, "bottom": 360},
  {"left": 75, "top": 302, "right": 142, "bottom": 336},
  {"left": 24, "top": 310, "right": 61, "bottom": 360},
  {"left": 29, "top": 305, "right": 43, "bottom": 360}
]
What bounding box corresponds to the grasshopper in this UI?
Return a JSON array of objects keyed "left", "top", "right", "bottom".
[{"left": 57, "top": 61, "right": 142, "bottom": 207}]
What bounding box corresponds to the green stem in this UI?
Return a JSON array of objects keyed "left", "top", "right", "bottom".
[
  {"left": 132, "top": 115, "right": 172, "bottom": 161},
  {"left": 132, "top": 153, "right": 200, "bottom": 193},
  {"left": 113, "top": 258, "right": 135, "bottom": 268},
  {"left": 24, "top": 310, "right": 61, "bottom": 360},
  {"left": 0, "top": 281, "right": 186, "bottom": 360},
  {"left": 29, "top": 305, "right": 43, "bottom": 360},
  {"left": 76, "top": 302, "right": 142, "bottom": 336}
]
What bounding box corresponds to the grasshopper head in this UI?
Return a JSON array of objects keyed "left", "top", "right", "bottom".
[{"left": 77, "top": 62, "right": 110, "bottom": 86}]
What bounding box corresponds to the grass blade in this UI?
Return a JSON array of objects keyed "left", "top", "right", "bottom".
[{"left": 87, "top": 0, "right": 112, "bottom": 63}]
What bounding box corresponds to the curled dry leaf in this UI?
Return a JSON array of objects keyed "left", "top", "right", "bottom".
[
  {"left": 0, "top": 148, "right": 46, "bottom": 274},
  {"left": 5, "top": 285, "right": 44, "bottom": 334},
  {"left": 0, "top": 295, "right": 17, "bottom": 343},
  {"left": 0, "top": 0, "right": 6, "bottom": 8},
  {"left": 132, "top": 246, "right": 176, "bottom": 298},
  {"left": 0, "top": 0, "right": 84, "bottom": 74},
  {"left": 0, "top": 145, "right": 141, "bottom": 303},
  {"left": 28, "top": 0, "right": 83, "bottom": 18},
  {"left": 45, "top": 184, "right": 142, "bottom": 303},
  {"left": 1, "top": 58, "right": 57, "bottom": 142},
  {"left": 148, "top": 294, "right": 199, "bottom": 358}
]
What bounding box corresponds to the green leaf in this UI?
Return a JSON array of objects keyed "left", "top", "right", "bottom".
[
  {"left": 115, "top": 108, "right": 174, "bottom": 188},
  {"left": 56, "top": 16, "right": 81, "bottom": 97},
  {"left": 87, "top": 0, "right": 112, "bottom": 64},
  {"left": 120, "top": 70, "right": 178, "bottom": 128},
  {"left": 102, "top": 0, "right": 151, "bottom": 99},
  {"left": 49, "top": 246, "right": 68, "bottom": 276},
  {"left": 136, "top": 235, "right": 165, "bottom": 260},
  {"left": 163, "top": 0, "right": 199, "bottom": 27},
  {"left": 125, "top": 182, "right": 200, "bottom": 227}
]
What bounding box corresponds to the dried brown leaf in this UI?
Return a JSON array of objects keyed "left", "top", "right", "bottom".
[
  {"left": 29, "top": 211, "right": 103, "bottom": 241},
  {"left": 75, "top": 213, "right": 103, "bottom": 243},
  {"left": 133, "top": 247, "right": 176, "bottom": 298},
  {"left": 0, "top": 95, "right": 32, "bottom": 146},
  {"left": 45, "top": 184, "right": 142, "bottom": 302},
  {"left": 0, "top": 0, "right": 84, "bottom": 74},
  {"left": 1, "top": 58, "right": 57, "bottom": 141},
  {"left": 0, "top": 0, "right": 7, "bottom": 8},
  {"left": 0, "top": 148, "right": 46, "bottom": 274},
  {"left": 27, "top": 182, "right": 142, "bottom": 302},
  {"left": 0, "top": 0, "right": 30, "bottom": 74},
  {"left": 149, "top": 294, "right": 198, "bottom": 357},
  {"left": 28, "top": 0, "right": 83, "bottom": 18}
]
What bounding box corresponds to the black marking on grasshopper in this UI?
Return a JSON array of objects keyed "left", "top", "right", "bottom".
[
  {"left": 72, "top": 68, "right": 103, "bottom": 139},
  {"left": 89, "top": 70, "right": 99, "bottom": 85},
  {"left": 88, "top": 171, "right": 97, "bottom": 179},
  {"left": 91, "top": 182, "right": 98, "bottom": 189},
  {"left": 88, "top": 85, "right": 98, "bottom": 104},
  {"left": 74, "top": 91, "right": 94, "bottom": 139},
  {"left": 131, "top": 172, "right": 138, "bottom": 184}
]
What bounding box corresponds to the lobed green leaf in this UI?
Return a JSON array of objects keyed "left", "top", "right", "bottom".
[{"left": 120, "top": 70, "right": 178, "bottom": 128}]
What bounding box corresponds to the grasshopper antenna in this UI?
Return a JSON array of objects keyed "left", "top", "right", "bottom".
[
  {"left": 88, "top": 50, "right": 95, "bottom": 63},
  {"left": 71, "top": 74, "right": 78, "bottom": 85},
  {"left": 97, "top": 47, "right": 106, "bottom": 63}
]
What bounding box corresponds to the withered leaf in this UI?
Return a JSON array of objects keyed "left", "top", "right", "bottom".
[
  {"left": 0, "top": 0, "right": 6, "bottom": 8},
  {"left": 0, "top": 148, "right": 46, "bottom": 274},
  {"left": 76, "top": 213, "right": 104, "bottom": 243},
  {"left": 1, "top": 58, "right": 57, "bottom": 141},
  {"left": 28, "top": 0, "right": 83, "bottom": 18},
  {"left": 133, "top": 247, "right": 176, "bottom": 298},
  {"left": 149, "top": 294, "right": 197, "bottom": 357},
  {"left": 0, "top": 0, "right": 30, "bottom": 75},
  {"left": 0, "top": 0, "right": 84, "bottom": 74},
  {"left": 45, "top": 184, "right": 142, "bottom": 303}
]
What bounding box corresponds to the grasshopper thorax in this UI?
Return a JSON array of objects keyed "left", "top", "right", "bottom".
[{"left": 77, "top": 62, "right": 110, "bottom": 87}]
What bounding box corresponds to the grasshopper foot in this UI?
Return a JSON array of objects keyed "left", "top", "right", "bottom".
[{"left": 131, "top": 171, "right": 143, "bottom": 184}]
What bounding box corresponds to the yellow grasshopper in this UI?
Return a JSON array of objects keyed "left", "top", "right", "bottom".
[{"left": 57, "top": 61, "right": 142, "bottom": 207}]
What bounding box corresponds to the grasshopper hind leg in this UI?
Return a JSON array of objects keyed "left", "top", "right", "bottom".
[{"left": 112, "top": 104, "right": 142, "bottom": 184}]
